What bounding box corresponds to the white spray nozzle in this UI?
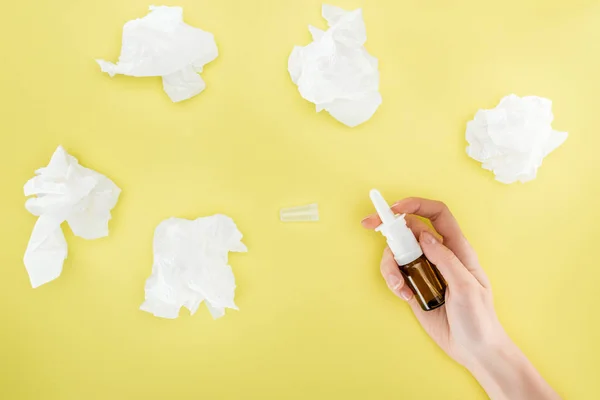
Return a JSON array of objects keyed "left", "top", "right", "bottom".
[
  {"left": 369, "top": 189, "right": 396, "bottom": 225},
  {"left": 369, "top": 189, "right": 423, "bottom": 265}
]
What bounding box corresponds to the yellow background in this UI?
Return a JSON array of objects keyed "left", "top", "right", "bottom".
[{"left": 1, "top": 0, "right": 599, "bottom": 398}]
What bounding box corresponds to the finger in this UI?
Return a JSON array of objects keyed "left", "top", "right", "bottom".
[
  {"left": 391, "top": 198, "right": 469, "bottom": 258},
  {"left": 392, "top": 198, "right": 487, "bottom": 286},
  {"left": 380, "top": 248, "right": 413, "bottom": 301},
  {"left": 405, "top": 215, "right": 443, "bottom": 243},
  {"left": 361, "top": 212, "right": 381, "bottom": 229},
  {"left": 418, "top": 231, "right": 473, "bottom": 289}
]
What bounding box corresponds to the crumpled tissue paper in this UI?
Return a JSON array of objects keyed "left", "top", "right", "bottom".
[
  {"left": 24, "top": 146, "right": 121, "bottom": 288},
  {"left": 466, "top": 94, "right": 568, "bottom": 184},
  {"left": 288, "top": 4, "right": 382, "bottom": 127},
  {"left": 96, "top": 5, "right": 218, "bottom": 102},
  {"left": 140, "top": 215, "right": 247, "bottom": 319}
]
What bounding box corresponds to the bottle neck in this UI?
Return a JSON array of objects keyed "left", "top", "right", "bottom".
[
  {"left": 394, "top": 249, "right": 423, "bottom": 266},
  {"left": 377, "top": 218, "right": 423, "bottom": 266}
]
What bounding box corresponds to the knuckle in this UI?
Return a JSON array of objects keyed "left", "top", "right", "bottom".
[{"left": 435, "top": 200, "right": 449, "bottom": 213}]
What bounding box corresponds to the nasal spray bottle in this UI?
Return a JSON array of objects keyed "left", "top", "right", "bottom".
[{"left": 370, "top": 189, "right": 447, "bottom": 311}]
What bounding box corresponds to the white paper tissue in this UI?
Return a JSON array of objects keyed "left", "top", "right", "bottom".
[
  {"left": 96, "top": 5, "right": 218, "bottom": 102},
  {"left": 466, "top": 94, "right": 568, "bottom": 184},
  {"left": 24, "top": 146, "right": 121, "bottom": 288},
  {"left": 288, "top": 4, "right": 382, "bottom": 127},
  {"left": 140, "top": 215, "right": 247, "bottom": 319}
]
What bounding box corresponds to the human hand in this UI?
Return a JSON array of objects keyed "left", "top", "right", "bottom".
[
  {"left": 362, "top": 197, "right": 506, "bottom": 367},
  {"left": 362, "top": 197, "right": 560, "bottom": 399}
]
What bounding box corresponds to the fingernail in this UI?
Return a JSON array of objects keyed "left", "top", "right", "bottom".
[
  {"left": 386, "top": 275, "right": 402, "bottom": 291},
  {"left": 421, "top": 231, "right": 437, "bottom": 245},
  {"left": 360, "top": 217, "right": 369, "bottom": 227},
  {"left": 399, "top": 287, "right": 413, "bottom": 301}
]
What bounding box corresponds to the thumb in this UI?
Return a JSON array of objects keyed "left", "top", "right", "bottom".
[{"left": 419, "top": 231, "right": 472, "bottom": 288}]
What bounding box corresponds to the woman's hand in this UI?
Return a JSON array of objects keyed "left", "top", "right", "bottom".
[
  {"left": 362, "top": 197, "right": 504, "bottom": 367},
  {"left": 362, "top": 197, "right": 560, "bottom": 400}
]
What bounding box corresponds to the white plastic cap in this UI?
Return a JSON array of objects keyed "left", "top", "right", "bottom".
[
  {"left": 280, "top": 203, "right": 319, "bottom": 222},
  {"left": 370, "top": 189, "right": 423, "bottom": 265}
]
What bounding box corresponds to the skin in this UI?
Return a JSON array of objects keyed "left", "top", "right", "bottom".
[{"left": 362, "top": 197, "right": 561, "bottom": 400}]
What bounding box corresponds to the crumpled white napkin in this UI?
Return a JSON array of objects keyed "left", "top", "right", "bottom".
[
  {"left": 466, "top": 94, "right": 568, "bottom": 184},
  {"left": 96, "top": 5, "right": 218, "bottom": 102},
  {"left": 140, "top": 215, "right": 247, "bottom": 319},
  {"left": 288, "top": 4, "right": 382, "bottom": 127},
  {"left": 23, "top": 146, "right": 121, "bottom": 288}
]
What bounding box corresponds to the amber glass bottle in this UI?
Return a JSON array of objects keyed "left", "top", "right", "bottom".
[
  {"left": 399, "top": 255, "right": 446, "bottom": 311},
  {"left": 370, "top": 189, "right": 447, "bottom": 311}
]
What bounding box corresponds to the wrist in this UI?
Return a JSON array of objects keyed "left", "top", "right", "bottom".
[
  {"left": 467, "top": 338, "right": 529, "bottom": 400},
  {"left": 467, "top": 335, "right": 523, "bottom": 377},
  {"left": 465, "top": 335, "right": 560, "bottom": 400},
  {"left": 467, "top": 331, "right": 519, "bottom": 373},
  {"left": 458, "top": 325, "right": 515, "bottom": 373}
]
